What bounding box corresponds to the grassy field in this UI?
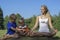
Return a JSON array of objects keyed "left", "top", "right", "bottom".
[
  {"left": 0, "top": 30, "right": 60, "bottom": 37},
  {"left": 0, "top": 30, "right": 7, "bottom": 37}
]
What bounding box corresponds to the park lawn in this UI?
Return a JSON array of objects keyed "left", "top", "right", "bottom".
[
  {"left": 0, "top": 30, "right": 60, "bottom": 38},
  {"left": 55, "top": 31, "right": 60, "bottom": 37},
  {"left": 0, "top": 30, "right": 7, "bottom": 37}
]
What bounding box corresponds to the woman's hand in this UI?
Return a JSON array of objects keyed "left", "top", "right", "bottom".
[
  {"left": 54, "top": 29, "right": 58, "bottom": 33},
  {"left": 31, "top": 29, "right": 35, "bottom": 33}
]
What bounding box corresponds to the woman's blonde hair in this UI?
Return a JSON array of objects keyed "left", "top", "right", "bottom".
[{"left": 41, "top": 5, "right": 51, "bottom": 17}]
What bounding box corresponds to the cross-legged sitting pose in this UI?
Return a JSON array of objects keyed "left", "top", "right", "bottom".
[
  {"left": 1, "top": 14, "right": 18, "bottom": 40},
  {"left": 30, "top": 5, "right": 57, "bottom": 37},
  {"left": 16, "top": 18, "right": 30, "bottom": 36}
]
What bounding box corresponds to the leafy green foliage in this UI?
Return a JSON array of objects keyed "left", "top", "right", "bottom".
[
  {"left": 16, "top": 13, "right": 22, "bottom": 25},
  {"left": 52, "top": 13, "right": 60, "bottom": 31},
  {"left": 0, "top": 7, "right": 4, "bottom": 29},
  {"left": 4, "top": 15, "right": 9, "bottom": 29},
  {"left": 3, "top": 13, "right": 60, "bottom": 31}
]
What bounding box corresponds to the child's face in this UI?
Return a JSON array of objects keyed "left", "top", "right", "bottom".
[
  {"left": 10, "top": 15, "right": 17, "bottom": 22},
  {"left": 19, "top": 21, "right": 24, "bottom": 26},
  {"left": 11, "top": 19, "right": 16, "bottom": 22}
]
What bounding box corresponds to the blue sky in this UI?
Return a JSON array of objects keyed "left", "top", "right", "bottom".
[{"left": 0, "top": 0, "right": 60, "bottom": 18}]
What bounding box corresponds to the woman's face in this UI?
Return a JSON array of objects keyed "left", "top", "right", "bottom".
[{"left": 41, "top": 7, "right": 46, "bottom": 14}]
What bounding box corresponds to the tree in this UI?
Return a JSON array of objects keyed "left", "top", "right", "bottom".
[
  {"left": 25, "top": 15, "right": 36, "bottom": 29},
  {"left": 16, "top": 13, "right": 22, "bottom": 25},
  {"left": 29, "top": 15, "right": 36, "bottom": 28},
  {"left": 0, "top": 7, "right": 4, "bottom": 30},
  {"left": 4, "top": 15, "right": 9, "bottom": 29},
  {"left": 52, "top": 13, "right": 60, "bottom": 31}
]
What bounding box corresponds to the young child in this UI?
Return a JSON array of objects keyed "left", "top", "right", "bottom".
[
  {"left": 16, "top": 18, "right": 30, "bottom": 36},
  {"left": 1, "top": 14, "right": 18, "bottom": 40}
]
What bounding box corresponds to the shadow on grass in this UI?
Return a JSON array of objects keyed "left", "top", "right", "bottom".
[{"left": 7, "top": 36, "right": 60, "bottom": 40}]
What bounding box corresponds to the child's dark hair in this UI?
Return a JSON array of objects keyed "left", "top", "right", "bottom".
[
  {"left": 20, "top": 17, "right": 24, "bottom": 21},
  {"left": 9, "top": 14, "right": 17, "bottom": 20}
]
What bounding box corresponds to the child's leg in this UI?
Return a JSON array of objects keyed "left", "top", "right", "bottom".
[
  {"left": 1, "top": 34, "right": 13, "bottom": 40},
  {"left": 1, "top": 33, "right": 19, "bottom": 40},
  {"left": 13, "top": 33, "right": 19, "bottom": 38}
]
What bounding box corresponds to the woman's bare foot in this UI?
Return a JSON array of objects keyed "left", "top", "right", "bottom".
[{"left": 54, "top": 29, "right": 58, "bottom": 33}]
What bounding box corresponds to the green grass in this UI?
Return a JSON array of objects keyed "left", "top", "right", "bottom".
[
  {"left": 0, "top": 30, "right": 7, "bottom": 37},
  {"left": 0, "top": 30, "right": 60, "bottom": 38},
  {"left": 55, "top": 31, "right": 60, "bottom": 37}
]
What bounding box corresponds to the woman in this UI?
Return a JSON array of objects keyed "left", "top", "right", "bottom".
[{"left": 31, "top": 5, "right": 57, "bottom": 37}]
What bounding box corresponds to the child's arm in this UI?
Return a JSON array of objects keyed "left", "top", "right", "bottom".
[
  {"left": 7, "top": 22, "right": 17, "bottom": 31},
  {"left": 16, "top": 27, "right": 23, "bottom": 32},
  {"left": 11, "top": 27, "right": 16, "bottom": 31}
]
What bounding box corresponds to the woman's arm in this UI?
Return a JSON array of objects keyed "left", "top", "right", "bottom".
[
  {"left": 32, "top": 16, "right": 39, "bottom": 31},
  {"left": 48, "top": 16, "right": 55, "bottom": 31}
]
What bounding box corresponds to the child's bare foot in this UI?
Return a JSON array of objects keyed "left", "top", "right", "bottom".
[
  {"left": 0, "top": 38, "right": 2, "bottom": 40},
  {"left": 0, "top": 38, "right": 5, "bottom": 40},
  {"left": 0, "top": 38, "right": 3, "bottom": 40}
]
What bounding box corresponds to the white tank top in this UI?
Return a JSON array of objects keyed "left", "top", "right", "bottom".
[{"left": 38, "top": 17, "right": 50, "bottom": 33}]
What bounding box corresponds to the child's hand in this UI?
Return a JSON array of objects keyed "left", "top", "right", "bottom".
[
  {"left": 17, "top": 29, "right": 23, "bottom": 31},
  {"left": 22, "top": 29, "right": 26, "bottom": 32}
]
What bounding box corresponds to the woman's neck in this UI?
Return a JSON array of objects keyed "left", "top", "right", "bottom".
[
  {"left": 42, "top": 11, "right": 47, "bottom": 15},
  {"left": 42, "top": 13, "right": 46, "bottom": 16},
  {"left": 41, "top": 13, "right": 47, "bottom": 19}
]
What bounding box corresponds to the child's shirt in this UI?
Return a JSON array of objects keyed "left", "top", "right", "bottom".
[
  {"left": 18, "top": 24, "right": 27, "bottom": 29},
  {"left": 6, "top": 21, "right": 17, "bottom": 35},
  {"left": 18, "top": 24, "right": 30, "bottom": 32}
]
